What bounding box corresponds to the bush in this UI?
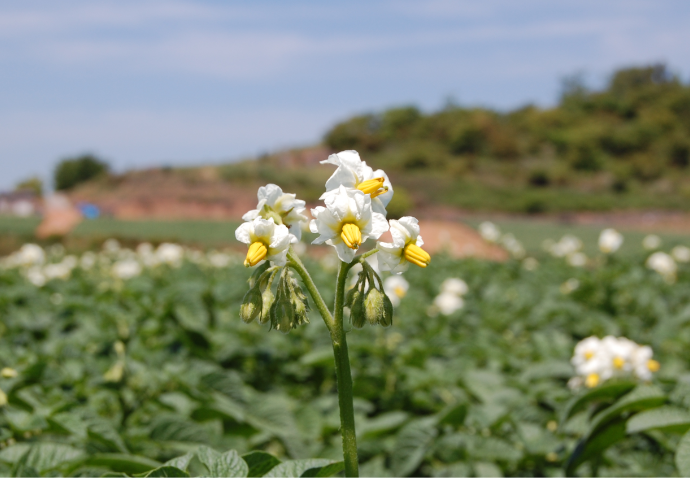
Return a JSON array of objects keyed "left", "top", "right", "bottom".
[{"left": 54, "top": 155, "right": 109, "bottom": 191}]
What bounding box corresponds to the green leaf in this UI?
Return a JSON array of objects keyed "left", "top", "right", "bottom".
[
  {"left": 76, "top": 454, "right": 162, "bottom": 475},
  {"left": 358, "top": 411, "right": 409, "bottom": 438},
  {"left": 300, "top": 461, "right": 344, "bottom": 477},
  {"left": 88, "top": 420, "right": 130, "bottom": 453},
  {"left": 474, "top": 461, "right": 503, "bottom": 478},
  {"left": 164, "top": 453, "right": 195, "bottom": 472},
  {"left": 438, "top": 402, "right": 468, "bottom": 428},
  {"left": 566, "top": 417, "right": 628, "bottom": 476},
  {"left": 588, "top": 385, "right": 666, "bottom": 436},
  {"left": 197, "top": 447, "right": 248, "bottom": 478},
  {"left": 391, "top": 417, "right": 438, "bottom": 477},
  {"left": 241, "top": 451, "right": 281, "bottom": 477},
  {"left": 0, "top": 445, "right": 31, "bottom": 465},
  {"left": 675, "top": 430, "right": 690, "bottom": 477},
  {"left": 561, "top": 381, "right": 637, "bottom": 423},
  {"left": 22, "top": 442, "right": 85, "bottom": 473},
  {"left": 264, "top": 459, "right": 335, "bottom": 478},
  {"left": 141, "top": 466, "right": 190, "bottom": 477},
  {"left": 627, "top": 406, "right": 690, "bottom": 434}
]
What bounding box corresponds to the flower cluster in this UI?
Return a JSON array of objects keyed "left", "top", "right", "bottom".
[
  {"left": 478, "top": 222, "right": 526, "bottom": 259},
  {"left": 432, "top": 278, "right": 469, "bottom": 316},
  {"left": 569, "top": 336, "right": 660, "bottom": 390}
]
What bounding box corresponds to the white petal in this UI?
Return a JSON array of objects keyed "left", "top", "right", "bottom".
[
  {"left": 416, "top": 234, "right": 424, "bottom": 247},
  {"left": 267, "top": 248, "right": 289, "bottom": 266},
  {"left": 235, "top": 222, "right": 254, "bottom": 245},
  {"left": 260, "top": 184, "right": 284, "bottom": 204},
  {"left": 398, "top": 216, "right": 420, "bottom": 238},
  {"left": 268, "top": 224, "right": 291, "bottom": 251},
  {"left": 324, "top": 165, "right": 358, "bottom": 192},
  {"left": 252, "top": 218, "right": 275, "bottom": 241},
  {"left": 367, "top": 213, "right": 389, "bottom": 240},
  {"left": 288, "top": 225, "right": 302, "bottom": 241},
  {"left": 242, "top": 209, "right": 260, "bottom": 222},
  {"left": 333, "top": 240, "right": 356, "bottom": 263}
]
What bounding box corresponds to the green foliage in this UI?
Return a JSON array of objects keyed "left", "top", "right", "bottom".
[
  {"left": 14, "top": 177, "right": 43, "bottom": 197},
  {"left": 1, "top": 249, "right": 690, "bottom": 475},
  {"left": 54, "top": 154, "right": 109, "bottom": 191}
]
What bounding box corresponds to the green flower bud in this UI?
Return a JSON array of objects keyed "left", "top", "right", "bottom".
[
  {"left": 240, "top": 286, "right": 263, "bottom": 323},
  {"left": 381, "top": 294, "right": 394, "bottom": 327},
  {"left": 364, "top": 288, "right": 384, "bottom": 325},
  {"left": 345, "top": 286, "right": 359, "bottom": 308},
  {"left": 259, "top": 289, "right": 275, "bottom": 324},
  {"left": 350, "top": 290, "right": 366, "bottom": 329},
  {"left": 272, "top": 293, "right": 295, "bottom": 334}
]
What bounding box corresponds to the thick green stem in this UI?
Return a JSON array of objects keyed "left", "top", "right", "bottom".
[
  {"left": 286, "top": 250, "right": 375, "bottom": 477},
  {"left": 332, "top": 261, "right": 359, "bottom": 477}
]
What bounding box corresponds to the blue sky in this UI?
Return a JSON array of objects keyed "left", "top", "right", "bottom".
[{"left": 1, "top": 0, "right": 689, "bottom": 191}]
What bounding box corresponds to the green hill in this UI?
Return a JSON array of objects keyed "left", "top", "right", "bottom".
[{"left": 221, "top": 64, "right": 690, "bottom": 215}]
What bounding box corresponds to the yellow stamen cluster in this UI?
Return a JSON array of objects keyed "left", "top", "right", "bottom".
[
  {"left": 584, "top": 350, "right": 594, "bottom": 360},
  {"left": 404, "top": 243, "right": 431, "bottom": 268},
  {"left": 648, "top": 359, "right": 660, "bottom": 372},
  {"left": 585, "top": 373, "right": 600, "bottom": 388},
  {"left": 613, "top": 357, "right": 625, "bottom": 369},
  {"left": 357, "top": 177, "right": 388, "bottom": 199},
  {"left": 245, "top": 242, "right": 268, "bottom": 267},
  {"left": 341, "top": 224, "right": 362, "bottom": 250}
]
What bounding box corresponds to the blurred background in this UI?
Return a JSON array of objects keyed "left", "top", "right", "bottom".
[{"left": 1, "top": 0, "right": 690, "bottom": 253}]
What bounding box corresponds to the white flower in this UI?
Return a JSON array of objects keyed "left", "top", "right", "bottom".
[
  {"left": 320, "top": 150, "right": 393, "bottom": 216},
  {"left": 599, "top": 228, "right": 623, "bottom": 254},
  {"left": 642, "top": 234, "right": 661, "bottom": 250},
  {"left": 550, "top": 235, "right": 582, "bottom": 258},
  {"left": 43, "top": 263, "right": 71, "bottom": 281},
  {"left": 377, "top": 217, "right": 430, "bottom": 273},
  {"left": 567, "top": 252, "right": 587, "bottom": 267},
  {"left": 112, "top": 259, "right": 142, "bottom": 280},
  {"left": 560, "top": 278, "right": 580, "bottom": 294},
  {"left": 522, "top": 257, "right": 539, "bottom": 271},
  {"left": 602, "top": 335, "right": 636, "bottom": 375},
  {"left": 309, "top": 186, "right": 388, "bottom": 263},
  {"left": 80, "top": 252, "right": 96, "bottom": 270},
  {"left": 646, "top": 251, "right": 676, "bottom": 280},
  {"left": 156, "top": 243, "right": 184, "bottom": 267},
  {"left": 434, "top": 292, "right": 464, "bottom": 315},
  {"left": 207, "top": 251, "right": 231, "bottom": 268},
  {"left": 242, "top": 184, "right": 309, "bottom": 241},
  {"left": 671, "top": 245, "right": 690, "bottom": 263},
  {"left": 15, "top": 244, "right": 45, "bottom": 267},
  {"left": 501, "top": 233, "right": 525, "bottom": 259},
  {"left": 26, "top": 267, "right": 46, "bottom": 287},
  {"left": 383, "top": 275, "right": 409, "bottom": 307},
  {"left": 441, "top": 278, "right": 468, "bottom": 296},
  {"left": 235, "top": 217, "right": 293, "bottom": 267},
  {"left": 632, "top": 345, "right": 660, "bottom": 381},
  {"left": 103, "top": 239, "right": 121, "bottom": 254},
  {"left": 478, "top": 222, "right": 500, "bottom": 243}
]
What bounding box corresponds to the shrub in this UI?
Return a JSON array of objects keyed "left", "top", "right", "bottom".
[{"left": 54, "top": 154, "right": 109, "bottom": 191}]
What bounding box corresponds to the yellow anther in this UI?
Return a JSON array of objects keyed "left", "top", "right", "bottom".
[
  {"left": 0, "top": 368, "right": 17, "bottom": 379},
  {"left": 647, "top": 359, "right": 660, "bottom": 372},
  {"left": 394, "top": 286, "right": 406, "bottom": 298},
  {"left": 404, "top": 243, "right": 431, "bottom": 268},
  {"left": 244, "top": 242, "right": 268, "bottom": 267},
  {"left": 341, "top": 224, "right": 362, "bottom": 250},
  {"left": 584, "top": 351, "right": 594, "bottom": 360},
  {"left": 357, "top": 177, "right": 388, "bottom": 198},
  {"left": 585, "top": 373, "right": 600, "bottom": 388},
  {"left": 613, "top": 357, "right": 625, "bottom": 369}
]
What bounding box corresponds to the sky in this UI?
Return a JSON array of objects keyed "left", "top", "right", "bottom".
[{"left": 0, "top": 0, "right": 689, "bottom": 191}]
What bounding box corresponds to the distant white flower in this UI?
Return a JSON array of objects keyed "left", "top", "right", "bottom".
[
  {"left": 320, "top": 150, "right": 394, "bottom": 216},
  {"left": 646, "top": 251, "right": 676, "bottom": 281},
  {"left": 434, "top": 292, "right": 464, "bottom": 315},
  {"left": 207, "top": 251, "right": 231, "bottom": 268},
  {"left": 550, "top": 235, "right": 582, "bottom": 258},
  {"left": 137, "top": 243, "right": 154, "bottom": 256},
  {"left": 242, "top": 184, "right": 309, "bottom": 241},
  {"left": 310, "top": 186, "right": 388, "bottom": 263},
  {"left": 103, "top": 239, "right": 121, "bottom": 254},
  {"left": 501, "top": 233, "right": 525, "bottom": 259},
  {"left": 441, "top": 278, "right": 468, "bottom": 296},
  {"left": 671, "top": 245, "right": 690, "bottom": 263},
  {"left": 632, "top": 345, "right": 660, "bottom": 381},
  {"left": 236, "top": 217, "right": 293, "bottom": 267},
  {"left": 112, "top": 259, "right": 142, "bottom": 280},
  {"left": 478, "top": 222, "right": 500, "bottom": 243},
  {"left": 26, "top": 267, "right": 46, "bottom": 287},
  {"left": 377, "top": 217, "right": 430, "bottom": 273},
  {"left": 156, "top": 243, "right": 184, "bottom": 266},
  {"left": 560, "top": 278, "right": 580, "bottom": 294},
  {"left": 642, "top": 234, "right": 662, "bottom": 250},
  {"left": 567, "top": 252, "right": 587, "bottom": 267},
  {"left": 43, "top": 262, "right": 71, "bottom": 281},
  {"left": 80, "top": 252, "right": 96, "bottom": 270},
  {"left": 522, "top": 257, "right": 539, "bottom": 271},
  {"left": 599, "top": 228, "right": 623, "bottom": 254},
  {"left": 15, "top": 244, "right": 45, "bottom": 267},
  {"left": 383, "top": 275, "right": 409, "bottom": 307}
]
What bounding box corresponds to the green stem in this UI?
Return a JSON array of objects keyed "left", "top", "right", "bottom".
[
  {"left": 286, "top": 251, "right": 335, "bottom": 331},
  {"left": 333, "top": 260, "right": 359, "bottom": 477}
]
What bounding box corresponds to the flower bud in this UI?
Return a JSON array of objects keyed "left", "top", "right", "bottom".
[
  {"left": 364, "top": 288, "right": 384, "bottom": 325},
  {"left": 259, "top": 289, "right": 275, "bottom": 324},
  {"left": 345, "top": 287, "right": 360, "bottom": 308},
  {"left": 350, "top": 290, "right": 366, "bottom": 329},
  {"left": 271, "top": 293, "right": 295, "bottom": 334},
  {"left": 240, "top": 286, "right": 263, "bottom": 323},
  {"left": 380, "top": 294, "right": 393, "bottom": 327}
]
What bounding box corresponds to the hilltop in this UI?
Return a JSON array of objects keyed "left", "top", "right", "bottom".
[{"left": 70, "top": 64, "right": 690, "bottom": 219}]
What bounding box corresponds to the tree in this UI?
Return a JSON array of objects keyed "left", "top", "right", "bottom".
[
  {"left": 54, "top": 154, "right": 109, "bottom": 191},
  {"left": 14, "top": 176, "right": 43, "bottom": 197}
]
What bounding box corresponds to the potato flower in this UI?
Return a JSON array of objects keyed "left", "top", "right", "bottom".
[
  {"left": 235, "top": 217, "right": 293, "bottom": 267},
  {"left": 243, "top": 184, "right": 309, "bottom": 240},
  {"left": 599, "top": 228, "right": 623, "bottom": 254},
  {"left": 671, "top": 245, "right": 690, "bottom": 263},
  {"left": 646, "top": 251, "right": 677, "bottom": 281},
  {"left": 320, "top": 150, "right": 393, "bottom": 216},
  {"left": 377, "top": 217, "right": 430, "bottom": 273},
  {"left": 383, "top": 275, "right": 409, "bottom": 307},
  {"left": 310, "top": 186, "right": 388, "bottom": 263}
]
